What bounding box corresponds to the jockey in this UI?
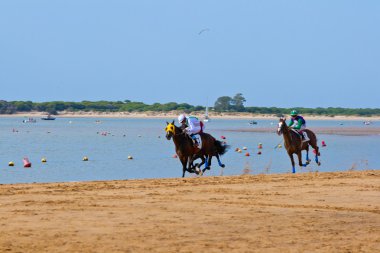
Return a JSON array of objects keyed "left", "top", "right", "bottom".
[
  {"left": 178, "top": 114, "right": 204, "bottom": 147},
  {"left": 288, "top": 110, "right": 309, "bottom": 142}
]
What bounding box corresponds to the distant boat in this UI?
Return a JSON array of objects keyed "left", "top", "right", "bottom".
[
  {"left": 203, "top": 106, "right": 210, "bottom": 122},
  {"left": 23, "top": 117, "right": 36, "bottom": 123},
  {"left": 41, "top": 114, "right": 56, "bottom": 120},
  {"left": 249, "top": 120, "right": 258, "bottom": 125},
  {"left": 363, "top": 121, "right": 371, "bottom": 125}
]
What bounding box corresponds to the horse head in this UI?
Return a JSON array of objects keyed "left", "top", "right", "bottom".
[
  {"left": 277, "top": 117, "right": 287, "bottom": 136},
  {"left": 165, "top": 120, "right": 176, "bottom": 140}
]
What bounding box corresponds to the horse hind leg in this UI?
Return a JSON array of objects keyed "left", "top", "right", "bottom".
[
  {"left": 309, "top": 141, "right": 321, "bottom": 166},
  {"left": 297, "top": 151, "right": 307, "bottom": 168},
  {"left": 202, "top": 156, "right": 212, "bottom": 173},
  {"left": 216, "top": 154, "right": 225, "bottom": 168},
  {"left": 305, "top": 146, "right": 311, "bottom": 165}
]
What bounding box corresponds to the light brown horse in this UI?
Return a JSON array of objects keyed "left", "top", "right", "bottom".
[
  {"left": 165, "top": 121, "right": 228, "bottom": 177},
  {"left": 277, "top": 117, "right": 320, "bottom": 173}
]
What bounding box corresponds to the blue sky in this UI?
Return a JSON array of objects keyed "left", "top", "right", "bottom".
[{"left": 0, "top": 1, "right": 379, "bottom": 108}]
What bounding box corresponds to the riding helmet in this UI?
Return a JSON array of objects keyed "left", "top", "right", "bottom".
[
  {"left": 290, "top": 110, "right": 298, "bottom": 116},
  {"left": 178, "top": 114, "right": 186, "bottom": 123}
]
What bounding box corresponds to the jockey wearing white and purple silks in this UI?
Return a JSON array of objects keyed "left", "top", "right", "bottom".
[{"left": 178, "top": 114, "right": 204, "bottom": 135}]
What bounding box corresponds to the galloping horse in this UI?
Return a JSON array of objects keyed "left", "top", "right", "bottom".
[
  {"left": 165, "top": 121, "right": 228, "bottom": 177},
  {"left": 277, "top": 117, "right": 320, "bottom": 173}
]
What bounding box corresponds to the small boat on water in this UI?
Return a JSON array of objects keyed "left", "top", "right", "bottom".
[
  {"left": 41, "top": 114, "right": 56, "bottom": 120},
  {"left": 249, "top": 120, "right": 258, "bottom": 125},
  {"left": 23, "top": 118, "right": 36, "bottom": 123}
]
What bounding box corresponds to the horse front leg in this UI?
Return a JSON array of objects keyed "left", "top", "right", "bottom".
[
  {"left": 297, "top": 151, "right": 307, "bottom": 168},
  {"left": 180, "top": 156, "right": 188, "bottom": 178},
  {"left": 195, "top": 155, "right": 206, "bottom": 170},
  {"left": 288, "top": 153, "right": 296, "bottom": 173}
]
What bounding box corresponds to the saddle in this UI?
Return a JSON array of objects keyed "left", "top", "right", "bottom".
[{"left": 290, "top": 128, "right": 305, "bottom": 139}]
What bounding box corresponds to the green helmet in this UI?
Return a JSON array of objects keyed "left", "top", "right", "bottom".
[{"left": 290, "top": 110, "right": 298, "bottom": 116}]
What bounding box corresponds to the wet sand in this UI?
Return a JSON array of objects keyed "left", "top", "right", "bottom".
[
  {"left": 227, "top": 127, "right": 380, "bottom": 136},
  {"left": 1, "top": 170, "right": 379, "bottom": 252}
]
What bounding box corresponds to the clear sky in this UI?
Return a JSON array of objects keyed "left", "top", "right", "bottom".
[{"left": 0, "top": 1, "right": 379, "bottom": 108}]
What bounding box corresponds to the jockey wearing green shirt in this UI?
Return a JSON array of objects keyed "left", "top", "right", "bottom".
[{"left": 288, "top": 110, "right": 309, "bottom": 142}]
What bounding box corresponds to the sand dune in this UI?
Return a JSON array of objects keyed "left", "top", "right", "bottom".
[{"left": 1, "top": 170, "right": 379, "bottom": 252}]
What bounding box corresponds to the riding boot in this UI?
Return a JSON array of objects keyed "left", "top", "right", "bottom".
[
  {"left": 302, "top": 132, "right": 310, "bottom": 142},
  {"left": 190, "top": 135, "right": 200, "bottom": 152}
]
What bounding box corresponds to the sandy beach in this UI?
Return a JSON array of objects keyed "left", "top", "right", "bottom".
[
  {"left": 2, "top": 111, "right": 380, "bottom": 121},
  {"left": 1, "top": 170, "right": 379, "bottom": 252}
]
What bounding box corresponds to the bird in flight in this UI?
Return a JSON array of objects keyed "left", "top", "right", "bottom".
[{"left": 198, "top": 28, "right": 210, "bottom": 35}]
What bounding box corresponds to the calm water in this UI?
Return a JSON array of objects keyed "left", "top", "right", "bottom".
[{"left": 0, "top": 117, "right": 379, "bottom": 184}]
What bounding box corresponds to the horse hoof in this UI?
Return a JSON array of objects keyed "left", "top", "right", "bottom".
[
  {"left": 317, "top": 162, "right": 321, "bottom": 166},
  {"left": 221, "top": 164, "right": 225, "bottom": 168},
  {"left": 205, "top": 166, "right": 211, "bottom": 170},
  {"left": 306, "top": 161, "right": 310, "bottom": 165}
]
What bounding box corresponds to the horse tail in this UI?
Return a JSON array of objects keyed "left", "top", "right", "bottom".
[{"left": 215, "top": 140, "right": 229, "bottom": 155}]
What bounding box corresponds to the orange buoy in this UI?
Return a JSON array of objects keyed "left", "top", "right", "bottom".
[
  {"left": 23, "top": 157, "right": 31, "bottom": 168},
  {"left": 245, "top": 152, "right": 250, "bottom": 156},
  {"left": 221, "top": 136, "right": 226, "bottom": 139}
]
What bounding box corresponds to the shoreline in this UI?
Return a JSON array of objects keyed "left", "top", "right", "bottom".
[
  {"left": 1, "top": 170, "right": 379, "bottom": 252},
  {"left": 1, "top": 111, "right": 380, "bottom": 121}
]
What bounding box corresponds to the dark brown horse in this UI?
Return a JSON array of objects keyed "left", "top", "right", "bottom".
[
  {"left": 165, "top": 121, "right": 228, "bottom": 177},
  {"left": 277, "top": 117, "right": 320, "bottom": 173}
]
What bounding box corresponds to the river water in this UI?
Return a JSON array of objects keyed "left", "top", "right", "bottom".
[{"left": 0, "top": 117, "right": 379, "bottom": 184}]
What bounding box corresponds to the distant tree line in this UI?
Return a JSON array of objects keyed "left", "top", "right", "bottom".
[
  {"left": 0, "top": 100, "right": 203, "bottom": 115},
  {"left": 0, "top": 98, "right": 379, "bottom": 116}
]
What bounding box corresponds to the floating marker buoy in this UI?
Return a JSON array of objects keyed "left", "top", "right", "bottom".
[
  {"left": 257, "top": 151, "right": 262, "bottom": 155},
  {"left": 83, "top": 156, "right": 89, "bottom": 161},
  {"left": 235, "top": 148, "right": 240, "bottom": 152},
  {"left": 322, "top": 141, "right": 326, "bottom": 147},
  {"left": 278, "top": 144, "right": 282, "bottom": 148},
  {"left": 243, "top": 147, "right": 247, "bottom": 150},
  {"left": 23, "top": 157, "right": 31, "bottom": 168},
  {"left": 138, "top": 135, "right": 142, "bottom": 137},
  {"left": 221, "top": 136, "right": 226, "bottom": 139},
  {"left": 172, "top": 154, "right": 178, "bottom": 158},
  {"left": 41, "top": 158, "right": 47, "bottom": 163},
  {"left": 237, "top": 149, "right": 242, "bottom": 153},
  {"left": 258, "top": 143, "right": 263, "bottom": 149},
  {"left": 245, "top": 152, "right": 250, "bottom": 156},
  {"left": 8, "top": 161, "right": 14, "bottom": 167},
  {"left": 128, "top": 156, "right": 133, "bottom": 160}
]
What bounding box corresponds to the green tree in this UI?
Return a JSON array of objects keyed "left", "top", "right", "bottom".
[
  {"left": 214, "top": 96, "right": 232, "bottom": 112},
  {"left": 231, "top": 93, "right": 246, "bottom": 111}
]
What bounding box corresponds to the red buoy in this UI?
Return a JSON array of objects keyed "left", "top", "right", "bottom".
[
  {"left": 322, "top": 141, "right": 326, "bottom": 147},
  {"left": 23, "top": 157, "right": 31, "bottom": 168},
  {"left": 245, "top": 152, "right": 250, "bottom": 156}
]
